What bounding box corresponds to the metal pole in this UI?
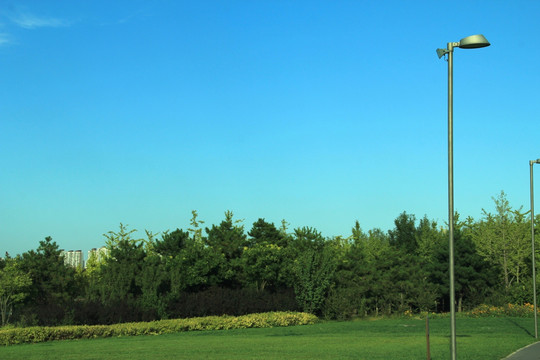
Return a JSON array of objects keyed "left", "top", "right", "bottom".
[
  {"left": 530, "top": 160, "right": 538, "bottom": 338},
  {"left": 426, "top": 314, "right": 431, "bottom": 360},
  {"left": 447, "top": 41, "right": 457, "bottom": 360}
]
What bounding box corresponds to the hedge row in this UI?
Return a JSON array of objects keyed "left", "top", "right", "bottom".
[
  {"left": 466, "top": 303, "right": 538, "bottom": 318},
  {"left": 0, "top": 311, "right": 317, "bottom": 346}
]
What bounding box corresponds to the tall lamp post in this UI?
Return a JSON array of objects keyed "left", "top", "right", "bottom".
[
  {"left": 530, "top": 159, "right": 540, "bottom": 339},
  {"left": 436, "top": 34, "right": 490, "bottom": 360}
]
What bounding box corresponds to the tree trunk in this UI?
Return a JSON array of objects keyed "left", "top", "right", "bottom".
[
  {"left": 0, "top": 297, "right": 9, "bottom": 326},
  {"left": 503, "top": 248, "right": 509, "bottom": 290}
]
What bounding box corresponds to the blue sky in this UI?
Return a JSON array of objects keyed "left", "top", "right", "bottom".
[{"left": 1, "top": 0, "right": 539, "bottom": 256}]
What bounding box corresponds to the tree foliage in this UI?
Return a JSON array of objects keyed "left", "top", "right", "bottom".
[
  {"left": 6, "top": 193, "right": 539, "bottom": 325},
  {"left": 471, "top": 191, "right": 530, "bottom": 292},
  {"left": 293, "top": 244, "right": 337, "bottom": 314},
  {"left": 0, "top": 257, "right": 32, "bottom": 326},
  {"left": 388, "top": 212, "right": 417, "bottom": 252},
  {"left": 18, "top": 237, "right": 78, "bottom": 325},
  {"left": 430, "top": 220, "right": 497, "bottom": 312}
]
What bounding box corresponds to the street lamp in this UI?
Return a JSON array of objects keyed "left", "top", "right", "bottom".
[
  {"left": 436, "top": 34, "right": 490, "bottom": 360},
  {"left": 530, "top": 159, "right": 540, "bottom": 339}
]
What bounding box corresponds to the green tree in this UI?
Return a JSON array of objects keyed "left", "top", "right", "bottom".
[
  {"left": 19, "top": 237, "right": 78, "bottom": 325},
  {"left": 293, "top": 243, "right": 337, "bottom": 314},
  {"left": 324, "top": 223, "right": 370, "bottom": 319},
  {"left": 279, "top": 219, "right": 291, "bottom": 236},
  {"left": 350, "top": 220, "right": 367, "bottom": 245},
  {"left": 205, "top": 211, "right": 247, "bottom": 260},
  {"left": 278, "top": 226, "right": 326, "bottom": 290},
  {"left": 471, "top": 191, "right": 530, "bottom": 291},
  {"left": 0, "top": 257, "right": 32, "bottom": 326},
  {"left": 98, "top": 225, "right": 145, "bottom": 305},
  {"left": 431, "top": 221, "right": 496, "bottom": 312},
  {"left": 247, "top": 218, "right": 286, "bottom": 247},
  {"left": 85, "top": 249, "right": 108, "bottom": 276},
  {"left": 291, "top": 227, "right": 325, "bottom": 252},
  {"left": 363, "top": 228, "right": 390, "bottom": 260},
  {"left": 352, "top": 228, "right": 393, "bottom": 316},
  {"left": 241, "top": 243, "right": 284, "bottom": 291},
  {"left": 104, "top": 223, "right": 140, "bottom": 249},
  {"left": 389, "top": 212, "right": 417, "bottom": 253},
  {"left": 164, "top": 234, "right": 222, "bottom": 296},
  {"left": 83, "top": 248, "right": 108, "bottom": 310},
  {"left": 204, "top": 211, "right": 247, "bottom": 287},
  {"left": 154, "top": 229, "right": 190, "bottom": 257},
  {"left": 336, "top": 222, "right": 437, "bottom": 315},
  {"left": 137, "top": 253, "right": 168, "bottom": 319},
  {"left": 188, "top": 210, "right": 205, "bottom": 243},
  {"left": 240, "top": 219, "right": 288, "bottom": 291},
  {"left": 416, "top": 216, "right": 445, "bottom": 261},
  {"left": 363, "top": 245, "right": 432, "bottom": 315}
]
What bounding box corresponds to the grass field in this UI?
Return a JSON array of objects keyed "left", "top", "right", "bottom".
[{"left": 0, "top": 317, "right": 537, "bottom": 359}]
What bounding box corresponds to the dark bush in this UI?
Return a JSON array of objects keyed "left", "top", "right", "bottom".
[
  {"left": 167, "top": 287, "right": 299, "bottom": 318},
  {"left": 322, "top": 287, "right": 366, "bottom": 320}
]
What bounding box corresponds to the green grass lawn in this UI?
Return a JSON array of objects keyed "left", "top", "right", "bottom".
[{"left": 0, "top": 317, "right": 536, "bottom": 359}]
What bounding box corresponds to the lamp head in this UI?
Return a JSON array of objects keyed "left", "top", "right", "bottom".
[{"left": 458, "top": 34, "right": 490, "bottom": 49}]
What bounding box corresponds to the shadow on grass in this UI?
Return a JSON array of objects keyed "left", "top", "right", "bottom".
[
  {"left": 266, "top": 332, "right": 303, "bottom": 337},
  {"left": 505, "top": 318, "right": 533, "bottom": 337},
  {"left": 442, "top": 335, "right": 472, "bottom": 338}
]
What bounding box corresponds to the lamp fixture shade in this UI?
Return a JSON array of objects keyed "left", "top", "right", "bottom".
[{"left": 458, "top": 34, "right": 490, "bottom": 49}]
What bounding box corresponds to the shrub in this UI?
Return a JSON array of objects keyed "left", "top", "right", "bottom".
[
  {"left": 166, "top": 287, "right": 299, "bottom": 319},
  {"left": 467, "top": 303, "right": 538, "bottom": 318},
  {"left": 322, "top": 287, "right": 366, "bottom": 320},
  {"left": 0, "top": 311, "right": 317, "bottom": 346}
]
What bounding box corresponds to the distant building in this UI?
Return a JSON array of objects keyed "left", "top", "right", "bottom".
[
  {"left": 87, "top": 247, "right": 109, "bottom": 265},
  {"left": 60, "top": 249, "right": 84, "bottom": 268},
  {"left": 60, "top": 246, "right": 109, "bottom": 269}
]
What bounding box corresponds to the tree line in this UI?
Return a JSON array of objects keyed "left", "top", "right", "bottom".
[{"left": 0, "top": 191, "right": 537, "bottom": 326}]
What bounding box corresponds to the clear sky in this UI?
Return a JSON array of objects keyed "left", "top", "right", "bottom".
[{"left": 1, "top": 0, "right": 539, "bottom": 257}]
